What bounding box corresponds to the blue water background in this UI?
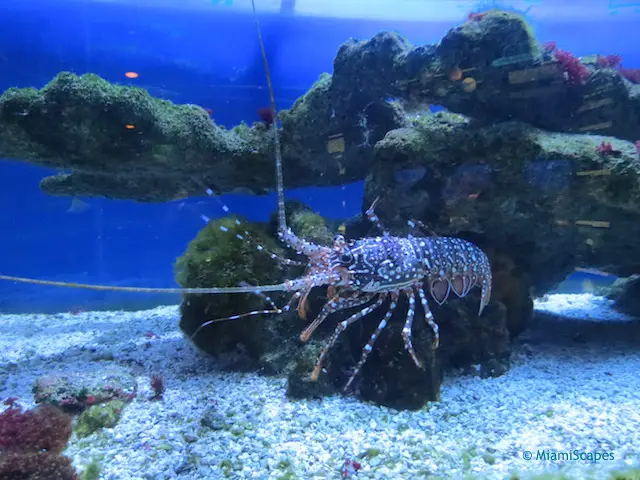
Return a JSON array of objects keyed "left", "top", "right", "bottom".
[{"left": 0, "top": 0, "right": 632, "bottom": 312}]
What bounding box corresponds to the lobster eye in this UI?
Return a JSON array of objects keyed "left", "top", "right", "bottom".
[{"left": 340, "top": 252, "right": 353, "bottom": 264}]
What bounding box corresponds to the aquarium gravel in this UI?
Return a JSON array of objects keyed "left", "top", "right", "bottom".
[{"left": 0, "top": 294, "right": 638, "bottom": 480}]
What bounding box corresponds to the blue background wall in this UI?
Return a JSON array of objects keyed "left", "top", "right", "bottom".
[{"left": 0, "top": 0, "right": 633, "bottom": 312}]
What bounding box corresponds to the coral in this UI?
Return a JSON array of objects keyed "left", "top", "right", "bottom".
[
  {"left": 603, "top": 274, "right": 640, "bottom": 316},
  {"left": 33, "top": 367, "right": 136, "bottom": 413},
  {"left": 5, "top": 13, "right": 640, "bottom": 202},
  {"left": 596, "top": 54, "right": 622, "bottom": 68},
  {"left": 437, "top": 10, "right": 539, "bottom": 70},
  {"left": 290, "top": 211, "right": 333, "bottom": 245},
  {"left": 0, "top": 452, "right": 78, "bottom": 480},
  {"left": 620, "top": 67, "right": 640, "bottom": 84},
  {"left": 553, "top": 48, "right": 590, "bottom": 85},
  {"left": 0, "top": 404, "right": 77, "bottom": 479},
  {"left": 596, "top": 141, "right": 621, "bottom": 156},
  {"left": 149, "top": 375, "right": 165, "bottom": 401},
  {"left": 74, "top": 400, "right": 126, "bottom": 438},
  {"left": 0, "top": 404, "right": 72, "bottom": 454}
]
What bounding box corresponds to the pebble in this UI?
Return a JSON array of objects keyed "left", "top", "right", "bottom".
[{"left": 0, "top": 298, "right": 638, "bottom": 480}]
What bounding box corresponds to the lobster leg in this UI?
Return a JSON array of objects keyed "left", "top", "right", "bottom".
[
  {"left": 300, "top": 291, "right": 376, "bottom": 342},
  {"left": 416, "top": 285, "right": 440, "bottom": 349},
  {"left": 401, "top": 288, "right": 422, "bottom": 369},
  {"left": 344, "top": 292, "right": 399, "bottom": 392},
  {"left": 310, "top": 295, "right": 386, "bottom": 381},
  {"left": 479, "top": 274, "right": 492, "bottom": 315},
  {"left": 190, "top": 289, "right": 303, "bottom": 340}
]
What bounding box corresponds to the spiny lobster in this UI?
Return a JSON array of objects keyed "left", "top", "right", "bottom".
[{"left": 0, "top": 0, "right": 492, "bottom": 392}]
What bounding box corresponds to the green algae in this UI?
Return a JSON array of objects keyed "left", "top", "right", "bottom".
[{"left": 74, "top": 400, "right": 126, "bottom": 438}]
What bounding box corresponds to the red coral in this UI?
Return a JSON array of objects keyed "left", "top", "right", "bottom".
[
  {"left": 467, "top": 12, "right": 487, "bottom": 22},
  {"left": 596, "top": 54, "right": 622, "bottom": 68},
  {"left": 0, "top": 404, "right": 78, "bottom": 479},
  {"left": 341, "top": 458, "right": 362, "bottom": 478},
  {"left": 554, "top": 49, "right": 590, "bottom": 85},
  {"left": 0, "top": 451, "right": 78, "bottom": 479},
  {"left": 0, "top": 404, "right": 72, "bottom": 454},
  {"left": 150, "top": 374, "right": 165, "bottom": 401},
  {"left": 257, "top": 106, "right": 275, "bottom": 127},
  {"left": 620, "top": 67, "right": 640, "bottom": 84},
  {"left": 591, "top": 53, "right": 640, "bottom": 84},
  {"left": 596, "top": 141, "right": 621, "bottom": 156},
  {"left": 542, "top": 41, "right": 557, "bottom": 54}
]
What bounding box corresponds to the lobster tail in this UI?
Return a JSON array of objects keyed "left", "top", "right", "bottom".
[{"left": 418, "top": 237, "right": 492, "bottom": 315}]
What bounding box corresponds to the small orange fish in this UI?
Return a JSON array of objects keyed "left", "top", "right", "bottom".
[
  {"left": 449, "top": 67, "right": 463, "bottom": 81},
  {"left": 125, "top": 71, "right": 139, "bottom": 79}
]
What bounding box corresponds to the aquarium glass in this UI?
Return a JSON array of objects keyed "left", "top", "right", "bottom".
[{"left": 0, "top": 1, "right": 639, "bottom": 479}]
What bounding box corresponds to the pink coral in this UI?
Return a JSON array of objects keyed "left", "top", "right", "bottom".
[
  {"left": 0, "top": 452, "right": 78, "bottom": 479},
  {"left": 0, "top": 403, "right": 78, "bottom": 479},
  {"left": 554, "top": 49, "right": 590, "bottom": 85},
  {"left": 596, "top": 141, "right": 620, "bottom": 156},
  {"left": 620, "top": 67, "right": 640, "bottom": 84},
  {"left": 596, "top": 54, "right": 622, "bottom": 68},
  {"left": 0, "top": 404, "right": 72, "bottom": 454},
  {"left": 150, "top": 374, "right": 165, "bottom": 400},
  {"left": 590, "top": 53, "right": 640, "bottom": 84}
]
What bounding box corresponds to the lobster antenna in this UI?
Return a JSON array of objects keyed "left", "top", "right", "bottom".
[
  {"left": 0, "top": 3, "right": 296, "bottom": 295},
  {"left": 251, "top": 0, "right": 287, "bottom": 232},
  {"left": 0, "top": 274, "right": 289, "bottom": 294}
]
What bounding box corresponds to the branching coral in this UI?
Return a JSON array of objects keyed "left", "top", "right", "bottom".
[
  {"left": 0, "top": 403, "right": 78, "bottom": 479},
  {"left": 542, "top": 41, "right": 590, "bottom": 85},
  {"left": 554, "top": 49, "right": 590, "bottom": 85}
]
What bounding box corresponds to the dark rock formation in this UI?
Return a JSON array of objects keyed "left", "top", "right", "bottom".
[
  {"left": 603, "top": 275, "right": 640, "bottom": 317},
  {"left": 361, "top": 112, "right": 640, "bottom": 296},
  {"left": 331, "top": 11, "right": 640, "bottom": 141},
  {"left": 3, "top": 11, "right": 639, "bottom": 202},
  {"left": 176, "top": 204, "right": 513, "bottom": 409},
  {"left": 0, "top": 72, "right": 402, "bottom": 201},
  {"left": 3, "top": 9, "right": 640, "bottom": 409}
]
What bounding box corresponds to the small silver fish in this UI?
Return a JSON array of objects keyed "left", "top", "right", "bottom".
[{"left": 66, "top": 197, "right": 90, "bottom": 214}]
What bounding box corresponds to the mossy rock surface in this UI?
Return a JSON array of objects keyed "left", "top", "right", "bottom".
[
  {"left": 604, "top": 275, "right": 640, "bottom": 317},
  {"left": 176, "top": 216, "right": 297, "bottom": 366},
  {"left": 74, "top": 400, "right": 127, "bottom": 438},
  {"left": 4, "top": 11, "right": 640, "bottom": 204},
  {"left": 175, "top": 209, "right": 516, "bottom": 408},
  {"left": 436, "top": 10, "right": 540, "bottom": 70},
  {"left": 364, "top": 112, "right": 640, "bottom": 337}
]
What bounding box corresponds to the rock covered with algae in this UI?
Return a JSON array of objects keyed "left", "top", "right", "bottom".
[
  {"left": 3, "top": 9, "right": 640, "bottom": 407},
  {"left": 175, "top": 205, "right": 512, "bottom": 409},
  {"left": 360, "top": 111, "right": 640, "bottom": 324},
  {"left": 330, "top": 10, "right": 640, "bottom": 141},
  {"left": 2, "top": 10, "right": 639, "bottom": 199},
  {"left": 0, "top": 71, "right": 403, "bottom": 201}
]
